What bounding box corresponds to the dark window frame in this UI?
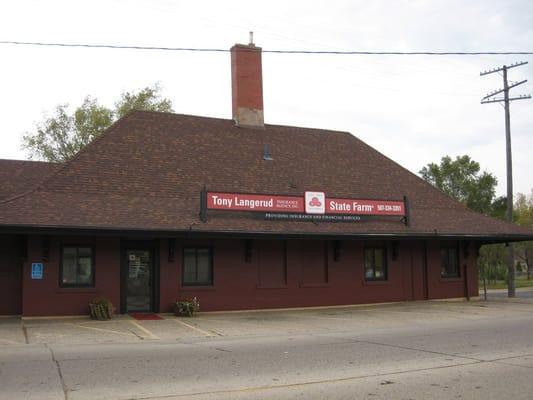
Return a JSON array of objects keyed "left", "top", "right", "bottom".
[
  {"left": 182, "top": 247, "right": 214, "bottom": 286},
  {"left": 440, "top": 246, "right": 460, "bottom": 278},
  {"left": 59, "top": 245, "right": 95, "bottom": 288},
  {"left": 364, "top": 246, "right": 388, "bottom": 281}
]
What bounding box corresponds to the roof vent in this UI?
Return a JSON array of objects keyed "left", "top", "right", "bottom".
[{"left": 263, "top": 144, "right": 273, "bottom": 161}]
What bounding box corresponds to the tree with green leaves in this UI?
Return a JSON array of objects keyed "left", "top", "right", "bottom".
[
  {"left": 487, "top": 195, "right": 506, "bottom": 220},
  {"left": 514, "top": 190, "right": 533, "bottom": 279},
  {"left": 420, "top": 155, "right": 503, "bottom": 288},
  {"left": 478, "top": 242, "right": 507, "bottom": 285},
  {"left": 419, "top": 155, "right": 497, "bottom": 214},
  {"left": 22, "top": 83, "right": 173, "bottom": 162}
]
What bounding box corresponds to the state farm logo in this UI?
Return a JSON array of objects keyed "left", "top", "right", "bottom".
[
  {"left": 305, "top": 191, "right": 325, "bottom": 214},
  {"left": 309, "top": 197, "right": 322, "bottom": 207}
]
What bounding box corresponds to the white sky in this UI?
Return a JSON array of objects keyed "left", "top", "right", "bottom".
[{"left": 0, "top": 0, "right": 531, "bottom": 196}]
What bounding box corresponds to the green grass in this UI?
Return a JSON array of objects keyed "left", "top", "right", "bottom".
[{"left": 480, "top": 276, "right": 533, "bottom": 290}]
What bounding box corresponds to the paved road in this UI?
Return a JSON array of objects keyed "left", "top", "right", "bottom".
[{"left": 2, "top": 301, "right": 533, "bottom": 399}]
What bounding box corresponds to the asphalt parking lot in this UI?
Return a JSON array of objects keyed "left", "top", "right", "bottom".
[
  {"left": 2, "top": 299, "right": 533, "bottom": 399},
  {"left": 2, "top": 299, "right": 531, "bottom": 346}
]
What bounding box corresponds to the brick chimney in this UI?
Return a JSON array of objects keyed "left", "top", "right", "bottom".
[{"left": 231, "top": 36, "right": 264, "bottom": 128}]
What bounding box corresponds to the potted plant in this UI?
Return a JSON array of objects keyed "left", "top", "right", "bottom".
[
  {"left": 88, "top": 297, "right": 114, "bottom": 320},
  {"left": 174, "top": 297, "right": 200, "bottom": 317}
]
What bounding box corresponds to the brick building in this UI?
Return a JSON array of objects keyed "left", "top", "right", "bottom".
[{"left": 1, "top": 42, "right": 531, "bottom": 316}]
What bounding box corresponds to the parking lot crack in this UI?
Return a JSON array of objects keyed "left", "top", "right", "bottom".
[
  {"left": 45, "top": 344, "right": 69, "bottom": 400},
  {"left": 129, "top": 328, "right": 145, "bottom": 340},
  {"left": 354, "top": 339, "right": 483, "bottom": 362},
  {"left": 214, "top": 347, "right": 232, "bottom": 353},
  {"left": 131, "top": 359, "right": 483, "bottom": 399},
  {"left": 494, "top": 361, "right": 533, "bottom": 370},
  {"left": 21, "top": 320, "right": 29, "bottom": 344}
]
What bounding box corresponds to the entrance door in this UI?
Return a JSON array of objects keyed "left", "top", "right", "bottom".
[
  {"left": 126, "top": 249, "right": 154, "bottom": 312},
  {"left": 0, "top": 235, "right": 22, "bottom": 315}
]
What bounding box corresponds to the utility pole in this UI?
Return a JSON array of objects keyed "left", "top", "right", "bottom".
[{"left": 480, "top": 61, "right": 531, "bottom": 298}]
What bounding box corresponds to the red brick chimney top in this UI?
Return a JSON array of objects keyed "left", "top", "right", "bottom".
[{"left": 231, "top": 41, "right": 264, "bottom": 128}]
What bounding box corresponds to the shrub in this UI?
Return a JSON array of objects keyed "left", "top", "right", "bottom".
[
  {"left": 88, "top": 297, "right": 114, "bottom": 320},
  {"left": 174, "top": 297, "right": 200, "bottom": 317}
]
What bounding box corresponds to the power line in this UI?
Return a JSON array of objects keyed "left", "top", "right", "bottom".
[{"left": 1, "top": 40, "right": 533, "bottom": 55}]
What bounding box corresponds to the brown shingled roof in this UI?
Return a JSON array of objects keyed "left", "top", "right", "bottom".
[
  {"left": 0, "top": 111, "right": 531, "bottom": 241},
  {"left": 0, "top": 159, "right": 60, "bottom": 200}
]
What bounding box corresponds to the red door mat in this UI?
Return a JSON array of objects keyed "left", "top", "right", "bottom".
[{"left": 129, "top": 313, "right": 163, "bottom": 320}]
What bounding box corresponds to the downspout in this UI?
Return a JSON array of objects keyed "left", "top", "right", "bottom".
[
  {"left": 464, "top": 262, "right": 470, "bottom": 301},
  {"left": 463, "top": 240, "right": 470, "bottom": 301},
  {"left": 423, "top": 241, "right": 429, "bottom": 300}
]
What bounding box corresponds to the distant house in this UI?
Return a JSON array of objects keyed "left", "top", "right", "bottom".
[{"left": 1, "top": 42, "right": 531, "bottom": 316}]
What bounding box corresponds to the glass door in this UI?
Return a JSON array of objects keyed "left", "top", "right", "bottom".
[{"left": 126, "top": 249, "right": 153, "bottom": 312}]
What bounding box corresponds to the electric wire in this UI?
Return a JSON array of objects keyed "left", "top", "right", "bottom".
[{"left": 1, "top": 40, "right": 533, "bottom": 55}]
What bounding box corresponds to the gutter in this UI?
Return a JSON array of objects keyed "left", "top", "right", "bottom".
[{"left": 0, "top": 224, "right": 532, "bottom": 243}]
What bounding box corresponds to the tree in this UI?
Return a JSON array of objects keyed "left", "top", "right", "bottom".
[
  {"left": 420, "top": 155, "right": 503, "bottom": 289},
  {"left": 514, "top": 190, "right": 533, "bottom": 279},
  {"left": 22, "top": 83, "right": 173, "bottom": 162},
  {"left": 114, "top": 84, "right": 173, "bottom": 120},
  {"left": 419, "top": 155, "right": 497, "bottom": 214},
  {"left": 478, "top": 196, "right": 508, "bottom": 287},
  {"left": 478, "top": 243, "right": 507, "bottom": 285},
  {"left": 489, "top": 195, "right": 507, "bottom": 220}
]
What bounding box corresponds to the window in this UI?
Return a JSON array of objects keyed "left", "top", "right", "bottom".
[
  {"left": 364, "top": 247, "right": 387, "bottom": 281},
  {"left": 183, "top": 247, "right": 213, "bottom": 286},
  {"left": 60, "top": 246, "right": 94, "bottom": 287},
  {"left": 441, "top": 246, "right": 459, "bottom": 278}
]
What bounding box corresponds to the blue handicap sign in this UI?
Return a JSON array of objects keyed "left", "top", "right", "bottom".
[{"left": 31, "top": 263, "right": 44, "bottom": 279}]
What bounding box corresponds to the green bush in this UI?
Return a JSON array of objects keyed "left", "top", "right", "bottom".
[{"left": 174, "top": 297, "right": 200, "bottom": 317}]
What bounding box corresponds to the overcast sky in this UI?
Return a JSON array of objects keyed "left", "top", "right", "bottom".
[{"left": 1, "top": 0, "right": 531, "bottom": 196}]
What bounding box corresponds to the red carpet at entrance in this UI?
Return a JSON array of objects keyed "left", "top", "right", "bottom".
[{"left": 129, "top": 313, "right": 163, "bottom": 320}]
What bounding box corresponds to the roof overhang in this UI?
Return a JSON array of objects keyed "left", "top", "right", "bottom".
[{"left": 0, "top": 224, "right": 531, "bottom": 244}]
